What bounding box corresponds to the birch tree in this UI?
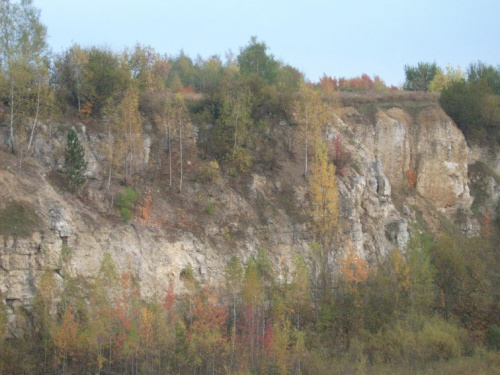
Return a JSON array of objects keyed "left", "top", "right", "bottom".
[
  {"left": 0, "top": 0, "right": 49, "bottom": 155},
  {"left": 309, "top": 140, "right": 339, "bottom": 247},
  {"left": 292, "top": 85, "right": 328, "bottom": 176}
]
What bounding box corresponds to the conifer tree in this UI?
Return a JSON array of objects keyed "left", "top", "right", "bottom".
[{"left": 63, "top": 128, "right": 87, "bottom": 192}]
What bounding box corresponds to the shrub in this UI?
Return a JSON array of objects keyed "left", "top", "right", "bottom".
[
  {"left": 227, "top": 146, "right": 253, "bottom": 175},
  {"left": 487, "top": 325, "right": 500, "bottom": 350},
  {"left": 205, "top": 203, "right": 215, "bottom": 215},
  {"left": 199, "top": 160, "right": 221, "bottom": 183},
  {"left": 353, "top": 316, "right": 468, "bottom": 366},
  {"left": 116, "top": 187, "right": 140, "bottom": 222},
  {"left": 407, "top": 169, "right": 418, "bottom": 188},
  {"left": 331, "top": 135, "right": 351, "bottom": 176}
]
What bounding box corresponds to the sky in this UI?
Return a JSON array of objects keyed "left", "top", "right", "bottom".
[{"left": 35, "top": 0, "right": 500, "bottom": 86}]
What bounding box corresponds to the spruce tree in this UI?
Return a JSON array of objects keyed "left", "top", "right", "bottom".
[{"left": 64, "top": 128, "right": 87, "bottom": 192}]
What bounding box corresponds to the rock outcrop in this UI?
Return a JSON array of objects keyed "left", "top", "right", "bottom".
[{"left": 0, "top": 103, "right": 476, "bottom": 331}]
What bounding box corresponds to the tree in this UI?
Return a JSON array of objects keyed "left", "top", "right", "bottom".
[
  {"left": 309, "top": 140, "right": 339, "bottom": 245},
  {"left": 0, "top": 0, "right": 49, "bottom": 154},
  {"left": 104, "top": 88, "right": 143, "bottom": 185},
  {"left": 170, "top": 94, "right": 191, "bottom": 192},
  {"left": 118, "top": 88, "right": 143, "bottom": 183},
  {"left": 467, "top": 61, "right": 500, "bottom": 94},
  {"left": 237, "top": 36, "right": 281, "bottom": 85},
  {"left": 86, "top": 253, "right": 119, "bottom": 373},
  {"left": 429, "top": 65, "right": 466, "bottom": 92},
  {"left": 0, "top": 288, "right": 8, "bottom": 372},
  {"left": 63, "top": 128, "right": 87, "bottom": 192},
  {"left": 224, "top": 255, "right": 243, "bottom": 367},
  {"left": 127, "top": 43, "right": 170, "bottom": 94},
  {"left": 80, "top": 47, "right": 130, "bottom": 115},
  {"left": 439, "top": 78, "right": 499, "bottom": 143},
  {"left": 403, "top": 62, "right": 439, "bottom": 91},
  {"left": 52, "top": 306, "right": 81, "bottom": 373},
  {"left": 52, "top": 44, "right": 88, "bottom": 113},
  {"left": 288, "top": 253, "right": 311, "bottom": 330},
  {"left": 187, "top": 285, "right": 229, "bottom": 374},
  {"left": 292, "top": 85, "right": 329, "bottom": 176}
]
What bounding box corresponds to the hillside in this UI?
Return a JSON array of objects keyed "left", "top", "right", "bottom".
[{"left": 2, "top": 88, "right": 500, "bottom": 372}]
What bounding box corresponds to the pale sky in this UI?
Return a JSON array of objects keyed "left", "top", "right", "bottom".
[{"left": 35, "top": 0, "right": 500, "bottom": 86}]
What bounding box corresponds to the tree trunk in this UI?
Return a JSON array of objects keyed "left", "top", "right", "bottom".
[
  {"left": 9, "top": 82, "right": 16, "bottom": 155},
  {"left": 179, "top": 124, "right": 183, "bottom": 192},
  {"left": 27, "top": 79, "right": 42, "bottom": 153},
  {"left": 168, "top": 125, "right": 172, "bottom": 188}
]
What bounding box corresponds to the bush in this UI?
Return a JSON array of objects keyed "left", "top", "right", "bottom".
[
  {"left": 440, "top": 79, "right": 500, "bottom": 144},
  {"left": 227, "top": 146, "right": 253, "bottom": 175},
  {"left": 116, "top": 187, "right": 140, "bottom": 222},
  {"left": 353, "top": 316, "right": 468, "bottom": 366},
  {"left": 199, "top": 160, "right": 221, "bottom": 183},
  {"left": 487, "top": 325, "right": 500, "bottom": 350}
]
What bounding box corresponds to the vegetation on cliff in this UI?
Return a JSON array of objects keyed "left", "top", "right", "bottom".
[{"left": 1, "top": 1, "right": 500, "bottom": 374}]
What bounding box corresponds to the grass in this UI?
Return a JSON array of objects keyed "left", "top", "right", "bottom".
[{"left": 0, "top": 201, "right": 42, "bottom": 238}]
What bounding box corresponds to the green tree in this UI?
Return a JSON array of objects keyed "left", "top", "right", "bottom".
[
  {"left": 0, "top": 0, "right": 49, "bottom": 154},
  {"left": 403, "top": 62, "right": 439, "bottom": 91},
  {"left": 52, "top": 44, "right": 88, "bottom": 112},
  {"left": 439, "top": 79, "right": 499, "bottom": 143},
  {"left": 63, "top": 128, "right": 87, "bottom": 192},
  {"left": 237, "top": 36, "right": 281, "bottom": 85},
  {"left": 467, "top": 61, "right": 500, "bottom": 94},
  {"left": 288, "top": 253, "right": 311, "bottom": 330},
  {"left": 81, "top": 47, "right": 130, "bottom": 115}
]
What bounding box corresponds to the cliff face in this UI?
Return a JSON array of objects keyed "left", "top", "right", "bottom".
[{"left": 0, "top": 103, "right": 478, "bottom": 330}]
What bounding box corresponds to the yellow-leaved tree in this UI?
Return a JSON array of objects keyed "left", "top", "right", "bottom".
[
  {"left": 309, "top": 140, "right": 339, "bottom": 247},
  {"left": 292, "top": 84, "right": 328, "bottom": 176}
]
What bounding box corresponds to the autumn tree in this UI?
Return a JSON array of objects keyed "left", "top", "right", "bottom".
[
  {"left": 167, "top": 94, "right": 192, "bottom": 192},
  {"left": 242, "top": 258, "right": 265, "bottom": 370},
  {"left": 109, "top": 88, "right": 143, "bottom": 184},
  {"left": 340, "top": 249, "right": 370, "bottom": 292},
  {"left": 309, "top": 140, "right": 339, "bottom": 246},
  {"left": 293, "top": 84, "right": 328, "bottom": 176},
  {"left": 287, "top": 253, "right": 311, "bottom": 331},
  {"left": 127, "top": 43, "right": 170, "bottom": 94},
  {"left": 224, "top": 255, "right": 243, "bottom": 367},
  {"left": 52, "top": 306, "right": 81, "bottom": 373},
  {"left": 86, "top": 253, "right": 119, "bottom": 372},
  {"left": 429, "top": 64, "right": 466, "bottom": 92},
  {"left": 187, "top": 285, "right": 229, "bottom": 374}
]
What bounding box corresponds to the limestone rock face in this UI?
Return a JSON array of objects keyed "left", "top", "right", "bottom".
[
  {"left": 372, "top": 107, "right": 471, "bottom": 210},
  {"left": 0, "top": 103, "right": 478, "bottom": 333}
]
